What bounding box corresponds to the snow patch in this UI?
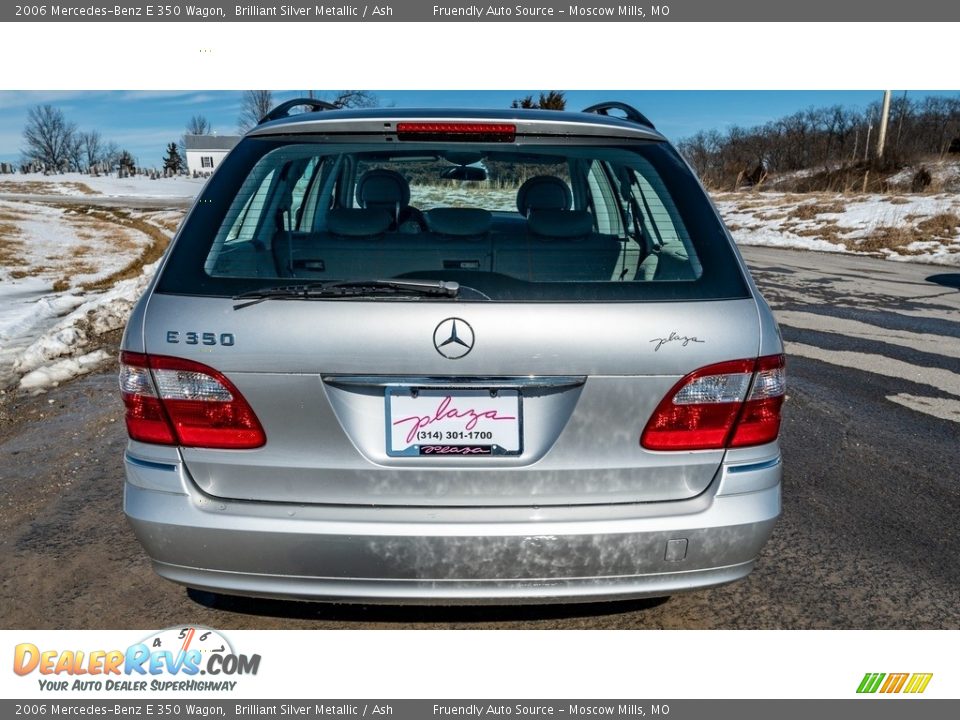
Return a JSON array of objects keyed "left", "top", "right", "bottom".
[
  {"left": 0, "top": 172, "right": 207, "bottom": 199},
  {"left": 13, "top": 262, "right": 155, "bottom": 381},
  {"left": 18, "top": 350, "right": 113, "bottom": 391}
]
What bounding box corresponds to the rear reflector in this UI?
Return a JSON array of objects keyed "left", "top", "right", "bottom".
[
  {"left": 119, "top": 352, "right": 265, "bottom": 449},
  {"left": 641, "top": 355, "right": 785, "bottom": 451},
  {"left": 396, "top": 122, "right": 516, "bottom": 142}
]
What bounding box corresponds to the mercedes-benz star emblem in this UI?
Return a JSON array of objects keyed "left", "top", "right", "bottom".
[{"left": 433, "top": 318, "right": 474, "bottom": 360}]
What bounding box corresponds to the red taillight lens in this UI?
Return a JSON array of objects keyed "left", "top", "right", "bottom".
[
  {"left": 641, "top": 355, "right": 785, "bottom": 451},
  {"left": 119, "top": 352, "right": 265, "bottom": 449},
  {"left": 119, "top": 352, "right": 176, "bottom": 445},
  {"left": 729, "top": 354, "right": 786, "bottom": 447},
  {"left": 396, "top": 122, "right": 516, "bottom": 142}
]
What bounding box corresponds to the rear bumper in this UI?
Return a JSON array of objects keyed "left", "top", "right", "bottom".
[{"left": 123, "top": 449, "right": 781, "bottom": 605}]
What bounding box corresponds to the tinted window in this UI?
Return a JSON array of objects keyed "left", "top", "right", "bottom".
[{"left": 158, "top": 137, "right": 748, "bottom": 302}]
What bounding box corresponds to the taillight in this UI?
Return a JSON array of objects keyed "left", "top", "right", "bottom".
[
  {"left": 641, "top": 355, "right": 785, "bottom": 451},
  {"left": 119, "top": 352, "right": 176, "bottom": 445},
  {"left": 396, "top": 122, "right": 516, "bottom": 142},
  {"left": 119, "top": 352, "right": 265, "bottom": 449}
]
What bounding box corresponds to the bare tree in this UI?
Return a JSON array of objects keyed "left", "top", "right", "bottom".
[
  {"left": 181, "top": 114, "right": 212, "bottom": 165},
  {"left": 186, "top": 114, "right": 211, "bottom": 136},
  {"left": 327, "top": 91, "right": 378, "bottom": 109},
  {"left": 238, "top": 90, "right": 274, "bottom": 132},
  {"left": 66, "top": 133, "right": 86, "bottom": 172},
  {"left": 22, "top": 104, "right": 77, "bottom": 171},
  {"left": 102, "top": 142, "right": 122, "bottom": 172},
  {"left": 80, "top": 130, "right": 104, "bottom": 170}
]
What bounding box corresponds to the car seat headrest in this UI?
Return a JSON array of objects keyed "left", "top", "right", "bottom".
[
  {"left": 516, "top": 175, "right": 572, "bottom": 215},
  {"left": 356, "top": 168, "right": 411, "bottom": 211}
]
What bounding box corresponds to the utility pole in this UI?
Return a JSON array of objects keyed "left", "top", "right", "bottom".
[{"left": 876, "top": 90, "right": 892, "bottom": 159}]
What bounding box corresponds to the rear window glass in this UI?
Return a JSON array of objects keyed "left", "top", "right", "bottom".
[{"left": 158, "top": 137, "right": 748, "bottom": 302}]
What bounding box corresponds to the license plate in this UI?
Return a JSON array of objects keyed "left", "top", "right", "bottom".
[{"left": 386, "top": 388, "right": 522, "bottom": 457}]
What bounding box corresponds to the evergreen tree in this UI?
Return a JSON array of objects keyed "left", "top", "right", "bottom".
[
  {"left": 163, "top": 142, "right": 184, "bottom": 173},
  {"left": 117, "top": 150, "right": 136, "bottom": 175},
  {"left": 510, "top": 92, "right": 566, "bottom": 111}
]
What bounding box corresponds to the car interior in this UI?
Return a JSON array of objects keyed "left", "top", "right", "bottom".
[{"left": 205, "top": 146, "right": 703, "bottom": 286}]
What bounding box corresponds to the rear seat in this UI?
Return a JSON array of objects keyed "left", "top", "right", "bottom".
[
  {"left": 272, "top": 207, "right": 495, "bottom": 278},
  {"left": 493, "top": 176, "right": 621, "bottom": 281},
  {"left": 271, "top": 180, "right": 621, "bottom": 282},
  {"left": 492, "top": 209, "right": 621, "bottom": 281}
]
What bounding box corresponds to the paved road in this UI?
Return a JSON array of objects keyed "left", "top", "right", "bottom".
[{"left": 1, "top": 246, "right": 958, "bottom": 629}]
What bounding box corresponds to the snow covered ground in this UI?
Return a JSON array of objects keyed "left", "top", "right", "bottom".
[
  {"left": 0, "top": 172, "right": 207, "bottom": 199},
  {"left": 12, "top": 262, "right": 159, "bottom": 392},
  {"left": 714, "top": 192, "right": 960, "bottom": 265},
  {"left": 0, "top": 197, "right": 174, "bottom": 393}
]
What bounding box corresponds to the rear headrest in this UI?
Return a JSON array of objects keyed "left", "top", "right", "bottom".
[
  {"left": 356, "top": 168, "right": 411, "bottom": 210},
  {"left": 516, "top": 175, "right": 572, "bottom": 215},
  {"left": 326, "top": 208, "right": 392, "bottom": 237},
  {"left": 425, "top": 208, "right": 492, "bottom": 236},
  {"left": 528, "top": 209, "right": 594, "bottom": 239}
]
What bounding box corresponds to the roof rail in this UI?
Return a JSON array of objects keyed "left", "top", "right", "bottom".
[
  {"left": 581, "top": 102, "right": 655, "bottom": 130},
  {"left": 259, "top": 98, "right": 339, "bottom": 125}
]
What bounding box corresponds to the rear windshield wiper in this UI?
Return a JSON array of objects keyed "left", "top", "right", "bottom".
[{"left": 233, "top": 279, "right": 460, "bottom": 309}]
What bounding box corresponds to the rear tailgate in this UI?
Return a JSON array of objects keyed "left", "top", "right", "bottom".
[{"left": 140, "top": 293, "right": 760, "bottom": 507}]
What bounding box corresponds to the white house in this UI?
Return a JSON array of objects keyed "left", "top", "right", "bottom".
[{"left": 184, "top": 134, "right": 240, "bottom": 175}]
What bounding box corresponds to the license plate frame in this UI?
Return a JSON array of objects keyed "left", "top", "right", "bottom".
[{"left": 385, "top": 387, "right": 523, "bottom": 457}]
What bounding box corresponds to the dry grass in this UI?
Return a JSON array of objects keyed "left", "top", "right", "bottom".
[
  {"left": 155, "top": 218, "right": 182, "bottom": 234},
  {"left": 66, "top": 207, "right": 171, "bottom": 291},
  {"left": 793, "top": 221, "right": 847, "bottom": 243},
  {"left": 9, "top": 266, "right": 49, "bottom": 279},
  {"left": 65, "top": 209, "right": 140, "bottom": 254},
  {"left": 0, "top": 180, "right": 98, "bottom": 196},
  {"left": 787, "top": 200, "right": 847, "bottom": 221},
  {"left": 846, "top": 214, "right": 959, "bottom": 254},
  {"left": 2, "top": 202, "right": 172, "bottom": 290},
  {"left": 0, "top": 220, "right": 26, "bottom": 267},
  {"left": 721, "top": 191, "right": 960, "bottom": 259},
  {"left": 917, "top": 212, "right": 960, "bottom": 238},
  {"left": 851, "top": 226, "right": 924, "bottom": 254}
]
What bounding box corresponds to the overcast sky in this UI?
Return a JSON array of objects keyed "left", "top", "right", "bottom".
[{"left": 2, "top": 89, "right": 958, "bottom": 166}]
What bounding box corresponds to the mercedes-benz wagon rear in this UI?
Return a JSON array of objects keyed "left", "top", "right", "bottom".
[{"left": 121, "top": 101, "right": 785, "bottom": 604}]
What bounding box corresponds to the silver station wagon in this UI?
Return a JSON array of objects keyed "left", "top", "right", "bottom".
[{"left": 120, "top": 100, "right": 785, "bottom": 604}]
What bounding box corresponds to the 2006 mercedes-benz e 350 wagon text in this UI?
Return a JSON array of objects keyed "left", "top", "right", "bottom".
[{"left": 120, "top": 100, "right": 785, "bottom": 604}]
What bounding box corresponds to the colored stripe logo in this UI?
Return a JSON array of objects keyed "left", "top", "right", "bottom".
[{"left": 857, "top": 672, "right": 933, "bottom": 694}]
